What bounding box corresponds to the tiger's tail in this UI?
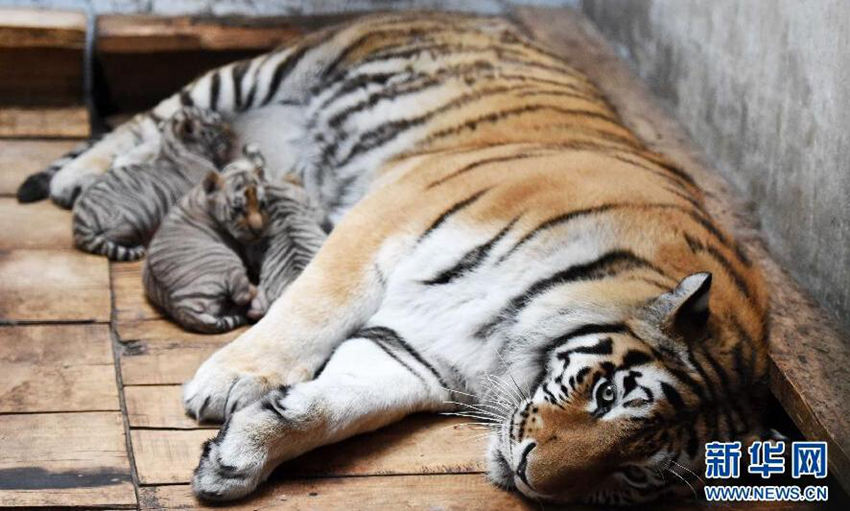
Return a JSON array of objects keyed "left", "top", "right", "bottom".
[
  {"left": 73, "top": 222, "right": 146, "bottom": 261},
  {"left": 174, "top": 308, "right": 247, "bottom": 334},
  {"left": 17, "top": 139, "right": 98, "bottom": 203}
]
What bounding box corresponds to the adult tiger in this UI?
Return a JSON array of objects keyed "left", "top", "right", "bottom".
[{"left": 22, "top": 12, "right": 769, "bottom": 505}]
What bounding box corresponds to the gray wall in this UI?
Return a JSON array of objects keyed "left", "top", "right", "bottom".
[{"left": 580, "top": 0, "right": 850, "bottom": 334}]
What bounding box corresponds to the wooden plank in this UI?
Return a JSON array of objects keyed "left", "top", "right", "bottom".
[
  {"left": 514, "top": 6, "right": 850, "bottom": 493},
  {"left": 0, "top": 107, "right": 89, "bottom": 138},
  {"left": 138, "top": 479, "right": 817, "bottom": 511},
  {"left": 139, "top": 474, "right": 535, "bottom": 511},
  {"left": 125, "top": 385, "right": 208, "bottom": 430},
  {"left": 0, "top": 324, "right": 118, "bottom": 412},
  {"left": 97, "top": 14, "right": 303, "bottom": 53},
  {"left": 0, "top": 199, "right": 72, "bottom": 250},
  {"left": 0, "top": 249, "right": 110, "bottom": 322},
  {"left": 0, "top": 139, "right": 83, "bottom": 196},
  {"left": 112, "top": 261, "right": 163, "bottom": 323},
  {"left": 0, "top": 412, "right": 136, "bottom": 508},
  {"left": 117, "top": 319, "right": 244, "bottom": 385},
  {"left": 0, "top": 8, "right": 85, "bottom": 49},
  {"left": 131, "top": 415, "right": 487, "bottom": 485}
]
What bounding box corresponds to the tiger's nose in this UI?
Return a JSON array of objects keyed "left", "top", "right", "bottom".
[{"left": 247, "top": 212, "right": 264, "bottom": 233}]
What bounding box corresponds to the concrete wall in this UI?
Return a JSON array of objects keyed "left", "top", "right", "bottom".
[{"left": 580, "top": 0, "right": 850, "bottom": 334}]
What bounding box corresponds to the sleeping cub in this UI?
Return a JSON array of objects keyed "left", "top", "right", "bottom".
[
  {"left": 142, "top": 146, "right": 326, "bottom": 333},
  {"left": 72, "top": 106, "right": 233, "bottom": 261}
]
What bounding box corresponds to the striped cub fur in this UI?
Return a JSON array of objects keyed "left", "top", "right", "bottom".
[
  {"left": 72, "top": 107, "right": 233, "bottom": 261},
  {"left": 247, "top": 171, "right": 327, "bottom": 320},
  {"left": 143, "top": 148, "right": 325, "bottom": 333}
]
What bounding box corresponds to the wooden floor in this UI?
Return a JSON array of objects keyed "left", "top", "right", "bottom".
[{"left": 0, "top": 7, "right": 847, "bottom": 511}]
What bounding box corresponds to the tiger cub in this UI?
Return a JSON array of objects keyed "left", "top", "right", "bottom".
[
  {"left": 246, "top": 164, "right": 327, "bottom": 320},
  {"left": 142, "top": 147, "right": 325, "bottom": 333},
  {"left": 72, "top": 106, "right": 233, "bottom": 261}
]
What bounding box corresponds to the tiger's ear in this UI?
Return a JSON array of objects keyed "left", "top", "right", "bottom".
[
  {"left": 203, "top": 171, "right": 221, "bottom": 195},
  {"left": 650, "top": 272, "right": 712, "bottom": 339}
]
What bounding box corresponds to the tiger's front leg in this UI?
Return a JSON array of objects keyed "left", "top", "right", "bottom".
[
  {"left": 192, "top": 333, "right": 452, "bottom": 502},
  {"left": 182, "top": 205, "right": 395, "bottom": 422}
]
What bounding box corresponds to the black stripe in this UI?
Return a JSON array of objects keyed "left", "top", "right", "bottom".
[
  {"left": 260, "top": 46, "right": 310, "bottom": 106},
  {"left": 422, "top": 216, "right": 518, "bottom": 285},
  {"left": 231, "top": 60, "right": 250, "bottom": 111},
  {"left": 500, "top": 204, "right": 619, "bottom": 262},
  {"left": 419, "top": 188, "right": 488, "bottom": 241},
  {"left": 528, "top": 323, "right": 630, "bottom": 391},
  {"left": 423, "top": 104, "right": 622, "bottom": 145},
  {"left": 179, "top": 89, "right": 194, "bottom": 106},
  {"left": 510, "top": 250, "right": 663, "bottom": 316},
  {"left": 209, "top": 71, "right": 221, "bottom": 111},
  {"left": 327, "top": 85, "right": 529, "bottom": 168},
  {"left": 620, "top": 350, "right": 653, "bottom": 371},
  {"left": 660, "top": 382, "right": 685, "bottom": 411},
  {"left": 556, "top": 337, "right": 614, "bottom": 360},
  {"left": 357, "top": 326, "right": 447, "bottom": 388},
  {"left": 426, "top": 152, "right": 544, "bottom": 189},
  {"left": 367, "top": 337, "right": 428, "bottom": 386}
]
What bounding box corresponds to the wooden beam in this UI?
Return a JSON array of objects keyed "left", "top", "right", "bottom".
[
  {"left": 512, "top": 6, "right": 850, "bottom": 493},
  {"left": 0, "top": 8, "right": 85, "bottom": 50},
  {"left": 97, "top": 14, "right": 304, "bottom": 53}
]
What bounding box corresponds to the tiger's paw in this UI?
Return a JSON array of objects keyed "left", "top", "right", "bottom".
[
  {"left": 192, "top": 424, "right": 266, "bottom": 502},
  {"left": 183, "top": 358, "right": 275, "bottom": 423},
  {"left": 192, "top": 387, "right": 315, "bottom": 502}
]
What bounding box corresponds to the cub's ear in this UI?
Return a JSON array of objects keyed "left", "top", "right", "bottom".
[
  {"left": 242, "top": 143, "right": 266, "bottom": 169},
  {"left": 283, "top": 172, "right": 302, "bottom": 186},
  {"left": 650, "top": 272, "right": 712, "bottom": 339},
  {"left": 203, "top": 171, "right": 221, "bottom": 194}
]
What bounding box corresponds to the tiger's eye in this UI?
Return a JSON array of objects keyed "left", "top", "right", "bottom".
[{"left": 596, "top": 381, "right": 616, "bottom": 405}]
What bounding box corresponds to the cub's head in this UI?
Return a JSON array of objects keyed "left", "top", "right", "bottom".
[
  {"left": 164, "top": 106, "right": 233, "bottom": 167},
  {"left": 487, "top": 273, "right": 769, "bottom": 505},
  {"left": 203, "top": 144, "right": 270, "bottom": 244}
]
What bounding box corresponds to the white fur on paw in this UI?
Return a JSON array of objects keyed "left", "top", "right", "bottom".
[
  {"left": 193, "top": 423, "right": 265, "bottom": 501},
  {"left": 192, "top": 388, "right": 306, "bottom": 502},
  {"left": 50, "top": 167, "right": 99, "bottom": 208},
  {"left": 183, "top": 356, "right": 275, "bottom": 423}
]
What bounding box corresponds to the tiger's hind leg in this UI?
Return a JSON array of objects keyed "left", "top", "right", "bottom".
[
  {"left": 192, "top": 331, "right": 453, "bottom": 501},
  {"left": 41, "top": 28, "right": 328, "bottom": 208}
]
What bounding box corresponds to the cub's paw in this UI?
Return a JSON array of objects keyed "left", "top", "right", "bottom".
[
  {"left": 246, "top": 289, "right": 269, "bottom": 321},
  {"left": 50, "top": 170, "right": 99, "bottom": 208},
  {"left": 183, "top": 356, "right": 276, "bottom": 423}
]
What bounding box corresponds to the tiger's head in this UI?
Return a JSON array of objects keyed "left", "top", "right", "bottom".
[
  {"left": 164, "top": 106, "right": 234, "bottom": 167},
  {"left": 487, "top": 272, "right": 768, "bottom": 505},
  {"left": 203, "top": 144, "right": 271, "bottom": 244}
]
